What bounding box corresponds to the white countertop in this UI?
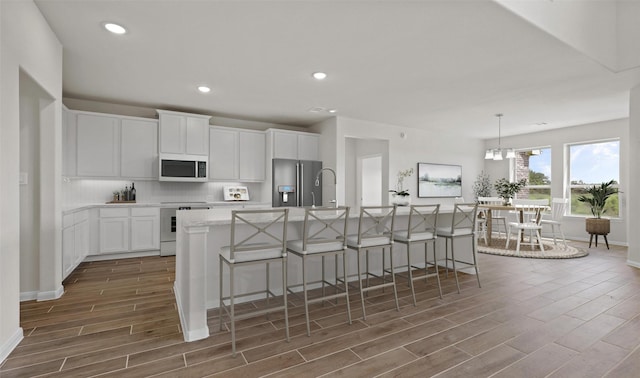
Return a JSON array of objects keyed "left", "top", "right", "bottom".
[
  {"left": 62, "top": 201, "right": 271, "bottom": 215},
  {"left": 182, "top": 205, "right": 456, "bottom": 227}
]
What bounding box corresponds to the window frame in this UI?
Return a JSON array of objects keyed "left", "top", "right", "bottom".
[{"left": 566, "top": 138, "right": 621, "bottom": 218}]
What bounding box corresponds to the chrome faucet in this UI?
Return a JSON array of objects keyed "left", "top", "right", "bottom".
[{"left": 315, "top": 168, "right": 338, "bottom": 208}]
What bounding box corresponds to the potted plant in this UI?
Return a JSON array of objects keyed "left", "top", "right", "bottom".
[
  {"left": 577, "top": 180, "right": 618, "bottom": 236},
  {"left": 494, "top": 178, "right": 527, "bottom": 205},
  {"left": 472, "top": 171, "right": 492, "bottom": 201},
  {"left": 389, "top": 168, "right": 413, "bottom": 206}
]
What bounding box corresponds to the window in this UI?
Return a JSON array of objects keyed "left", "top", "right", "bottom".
[
  {"left": 568, "top": 140, "right": 620, "bottom": 217},
  {"left": 513, "top": 147, "right": 551, "bottom": 201}
]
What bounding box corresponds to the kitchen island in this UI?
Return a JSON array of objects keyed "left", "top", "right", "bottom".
[{"left": 175, "top": 205, "right": 476, "bottom": 341}]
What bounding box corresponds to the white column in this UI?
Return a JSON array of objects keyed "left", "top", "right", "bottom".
[
  {"left": 627, "top": 86, "right": 640, "bottom": 268},
  {"left": 176, "top": 225, "right": 210, "bottom": 342}
]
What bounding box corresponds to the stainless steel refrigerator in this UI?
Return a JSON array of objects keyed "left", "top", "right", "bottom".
[{"left": 272, "top": 159, "right": 322, "bottom": 207}]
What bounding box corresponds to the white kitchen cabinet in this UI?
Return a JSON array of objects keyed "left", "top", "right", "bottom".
[
  {"left": 99, "top": 216, "right": 130, "bottom": 254},
  {"left": 68, "top": 110, "right": 158, "bottom": 179},
  {"left": 186, "top": 117, "right": 210, "bottom": 155},
  {"left": 209, "top": 126, "right": 265, "bottom": 181},
  {"left": 297, "top": 133, "right": 320, "bottom": 161},
  {"left": 76, "top": 113, "right": 120, "bottom": 177},
  {"left": 121, "top": 118, "right": 158, "bottom": 178},
  {"left": 157, "top": 110, "right": 211, "bottom": 156},
  {"left": 62, "top": 210, "right": 89, "bottom": 279},
  {"left": 62, "top": 222, "right": 75, "bottom": 279},
  {"left": 269, "top": 129, "right": 320, "bottom": 161},
  {"left": 97, "top": 207, "right": 159, "bottom": 255},
  {"left": 130, "top": 208, "right": 160, "bottom": 251},
  {"left": 209, "top": 127, "right": 238, "bottom": 180},
  {"left": 239, "top": 131, "right": 266, "bottom": 181},
  {"left": 62, "top": 106, "right": 77, "bottom": 177}
]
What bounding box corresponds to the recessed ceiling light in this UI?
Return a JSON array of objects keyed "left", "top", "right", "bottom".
[
  {"left": 312, "top": 72, "right": 327, "bottom": 80},
  {"left": 103, "top": 22, "right": 127, "bottom": 35},
  {"left": 197, "top": 86, "right": 211, "bottom": 93},
  {"left": 328, "top": 109, "right": 337, "bottom": 113}
]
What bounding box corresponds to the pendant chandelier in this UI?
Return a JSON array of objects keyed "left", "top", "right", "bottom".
[{"left": 484, "top": 113, "right": 515, "bottom": 160}]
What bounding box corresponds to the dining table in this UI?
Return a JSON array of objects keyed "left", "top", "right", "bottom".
[{"left": 479, "top": 204, "right": 548, "bottom": 245}]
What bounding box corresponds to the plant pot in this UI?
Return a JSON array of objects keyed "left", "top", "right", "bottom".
[
  {"left": 391, "top": 193, "right": 411, "bottom": 207},
  {"left": 585, "top": 218, "right": 610, "bottom": 235}
]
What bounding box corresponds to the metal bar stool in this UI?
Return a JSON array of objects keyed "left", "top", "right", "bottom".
[
  {"left": 436, "top": 202, "right": 481, "bottom": 293},
  {"left": 346, "top": 205, "right": 399, "bottom": 320},
  {"left": 391, "top": 204, "right": 442, "bottom": 306},
  {"left": 286, "top": 206, "right": 351, "bottom": 336},
  {"left": 218, "top": 208, "right": 289, "bottom": 357}
]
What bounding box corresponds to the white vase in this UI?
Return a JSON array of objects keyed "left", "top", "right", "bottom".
[{"left": 391, "top": 193, "right": 411, "bottom": 206}]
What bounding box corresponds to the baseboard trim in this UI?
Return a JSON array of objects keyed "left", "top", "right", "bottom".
[
  {"left": 0, "top": 327, "right": 24, "bottom": 364},
  {"left": 20, "top": 291, "right": 39, "bottom": 302},
  {"left": 36, "top": 285, "right": 64, "bottom": 301},
  {"left": 627, "top": 259, "right": 640, "bottom": 269},
  {"left": 174, "top": 281, "right": 209, "bottom": 342},
  {"left": 84, "top": 250, "right": 159, "bottom": 262}
]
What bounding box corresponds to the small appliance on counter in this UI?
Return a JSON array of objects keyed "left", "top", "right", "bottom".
[{"left": 223, "top": 186, "right": 250, "bottom": 201}]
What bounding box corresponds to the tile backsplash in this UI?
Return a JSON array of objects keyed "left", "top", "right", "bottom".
[{"left": 62, "top": 179, "right": 265, "bottom": 206}]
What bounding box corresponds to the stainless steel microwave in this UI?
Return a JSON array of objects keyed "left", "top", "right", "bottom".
[{"left": 159, "top": 154, "right": 207, "bottom": 182}]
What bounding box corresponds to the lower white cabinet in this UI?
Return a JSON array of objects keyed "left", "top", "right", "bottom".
[
  {"left": 131, "top": 208, "right": 160, "bottom": 251},
  {"left": 98, "top": 207, "right": 159, "bottom": 254},
  {"left": 62, "top": 210, "right": 89, "bottom": 279}
]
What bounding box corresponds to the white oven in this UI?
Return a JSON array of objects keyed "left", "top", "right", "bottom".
[{"left": 160, "top": 203, "right": 210, "bottom": 256}]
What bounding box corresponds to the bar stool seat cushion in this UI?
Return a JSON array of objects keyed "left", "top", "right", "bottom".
[
  {"left": 288, "top": 239, "right": 346, "bottom": 255},
  {"left": 393, "top": 230, "right": 435, "bottom": 242},
  {"left": 346, "top": 235, "right": 392, "bottom": 248},
  {"left": 220, "top": 244, "right": 284, "bottom": 263},
  {"left": 436, "top": 227, "right": 473, "bottom": 237}
]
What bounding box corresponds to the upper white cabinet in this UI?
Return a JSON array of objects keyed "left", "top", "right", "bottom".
[
  {"left": 209, "top": 126, "right": 265, "bottom": 181},
  {"left": 65, "top": 110, "right": 159, "bottom": 179},
  {"left": 121, "top": 118, "right": 158, "bottom": 178},
  {"left": 268, "top": 129, "right": 320, "bottom": 161},
  {"left": 76, "top": 114, "right": 120, "bottom": 177},
  {"left": 209, "top": 127, "right": 239, "bottom": 180},
  {"left": 297, "top": 133, "right": 320, "bottom": 161},
  {"left": 239, "top": 131, "right": 266, "bottom": 181},
  {"left": 157, "top": 110, "right": 211, "bottom": 156},
  {"left": 62, "top": 106, "right": 76, "bottom": 177}
]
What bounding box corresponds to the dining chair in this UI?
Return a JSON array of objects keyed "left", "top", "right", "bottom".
[
  {"left": 286, "top": 206, "right": 351, "bottom": 336},
  {"left": 477, "top": 196, "right": 507, "bottom": 238},
  {"left": 391, "top": 204, "right": 441, "bottom": 306},
  {"left": 540, "top": 198, "right": 568, "bottom": 248},
  {"left": 505, "top": 202, "right": 546, "bottom": 253},
  {"left": 218, "top": 208, "right": 289, "bottom": 357},
  {"left": 436, "top": 202, "right": 480, "bottom": 293},
  {"left": 346, "top": 205, "right": 398, "bottom": 320}
]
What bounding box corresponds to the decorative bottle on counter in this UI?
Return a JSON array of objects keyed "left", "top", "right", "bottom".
[
  {"left": 130, "top": 183, "right": 136, "bottom": 201},
  {"left": 124, "top": 186, "right": 130, "bottom": 201}
]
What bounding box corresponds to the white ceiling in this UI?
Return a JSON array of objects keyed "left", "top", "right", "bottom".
[{"left": 34, "top": 0, "right": 640, "bottom": 139}]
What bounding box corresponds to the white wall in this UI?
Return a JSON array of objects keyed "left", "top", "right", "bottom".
[
  {"left": 312, "top": 116, "right": 485, "bottom": 208},
  {"left": 1, "top": 0, "right": 63, "bottom": 363},
  {"left": 483, "top": 118, "right": 628, "bottom": 246}
]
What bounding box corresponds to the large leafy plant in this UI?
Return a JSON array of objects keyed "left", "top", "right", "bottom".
[
  {"left": 494, "top": 178, "right": 527, "bottom": 201},
  {"left": 577, "top": 180, "right": 618, "bottom": 218}
]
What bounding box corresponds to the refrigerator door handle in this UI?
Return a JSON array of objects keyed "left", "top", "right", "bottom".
[
  {"left": 296, "top": 162, "right": 301, "bottom": 207},
  {"left": 299, "top": 162, "right": 304, "bottom": 207}
]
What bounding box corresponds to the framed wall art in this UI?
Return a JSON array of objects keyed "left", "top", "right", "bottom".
[{"left": 417, "top": 163, "right": 462, "bottom": 198}]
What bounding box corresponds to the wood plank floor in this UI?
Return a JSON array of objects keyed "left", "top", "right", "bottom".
[{"left": 2, "top": 241, "right": 640, "bottom": 377}]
